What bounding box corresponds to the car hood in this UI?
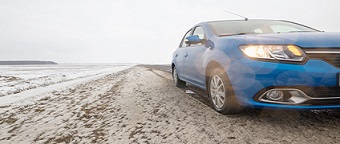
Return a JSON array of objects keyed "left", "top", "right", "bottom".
[{"left": 236, "top": 32, "right": 340, "bottom": 48}]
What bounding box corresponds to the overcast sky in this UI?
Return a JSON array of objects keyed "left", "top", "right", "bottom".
[{"left": 1, "top": 0, "right": 340, "bottom": 64}]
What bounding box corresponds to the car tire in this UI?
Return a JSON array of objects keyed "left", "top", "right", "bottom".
[
  {"left": 208, "top": 68, "right": 243, "bottom": 114},
  {"left": 173, "top": 67, "right": 186, "bottom": 88}
]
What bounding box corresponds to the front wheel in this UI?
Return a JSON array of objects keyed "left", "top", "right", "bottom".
[
  {"left": 208, "top": 69, "right": 243, "bottom": 114},
  {"left": 173, "top": 67, "right": 186, "bottom": 88}
]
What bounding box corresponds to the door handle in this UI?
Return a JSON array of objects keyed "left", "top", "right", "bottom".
[{"left": 184, "top": 53, "right": 188, "bottom": 57}]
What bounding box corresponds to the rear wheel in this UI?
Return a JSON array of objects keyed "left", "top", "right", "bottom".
[
  {"left": 208, "top": 68, "right": 243, "bottom": 114},
  {"left": 173, "top": 67, "right": 186, "bottom": 88}
]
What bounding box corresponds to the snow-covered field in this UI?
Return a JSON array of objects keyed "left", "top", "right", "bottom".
[
  {"left": 0, "top": 64, "right": 133, "bottom": 105},
  {"left": 1, "top": 65, "right": 340, "bottom": 143}
]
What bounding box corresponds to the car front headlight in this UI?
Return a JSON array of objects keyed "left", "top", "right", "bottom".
[{"left": 239, "top": 45, "right": 306, "bottom": 62}]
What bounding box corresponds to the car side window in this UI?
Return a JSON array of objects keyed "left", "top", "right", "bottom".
[
  {"left": 191, "top": 26, "right": 205, "bottom": 46},
  {"left": 193, "top": 26, "right": 205, "bottom": 39},
  {"left": 179, "top": 29, "right": 192, "bottom": 48}
]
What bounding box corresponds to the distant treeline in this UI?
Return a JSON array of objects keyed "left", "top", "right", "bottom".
[{"left": 0, "top": 61, "right": 57, "bottom": 65}]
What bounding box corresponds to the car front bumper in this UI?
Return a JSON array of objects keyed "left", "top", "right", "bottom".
[{"left": 227, "top": 57, "right": 340, "bottom": 109}]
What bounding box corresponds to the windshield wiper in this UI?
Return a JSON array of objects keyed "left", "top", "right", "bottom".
[
  {"left": 286, "top": 31, "right": 316, "bottom": 33},
  {"left": 219, "top": 33, "right": 249, "bottom": 37}
]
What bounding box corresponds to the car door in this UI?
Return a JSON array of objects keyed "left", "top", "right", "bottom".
[
  {"left": 173, "top": 29, "right": 192, "bottom": 81},
  {"left": 184, "top": 26, "right": 206, "bottom": 87}
]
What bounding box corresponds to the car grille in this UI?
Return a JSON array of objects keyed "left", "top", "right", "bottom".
[
  {"left": 303, "top": 87, "right": 340, "bottom": 98},
  {"left": 270, "top": 86, "right": 340, "bottom": 98},
  {"left": 304, "top": 99, "right": 340, "bottom": 105},
  {"left": 253, "top": 86, "right": 340, "bottom": 105},
  {"left": 304, "top": 48, "right": 340, "bottom": 68},
  {"left": 300, "top": 87, "right": 340, "bottom": 105}
]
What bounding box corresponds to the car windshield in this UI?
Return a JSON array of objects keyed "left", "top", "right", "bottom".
[{"left": 208, "top": 20, "right": 319, "bottom": 36}]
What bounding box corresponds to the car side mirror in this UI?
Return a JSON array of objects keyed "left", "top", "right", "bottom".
[
  {"left": 205, "top": 39, "right": 215, "bottom": 49},
  {"left": 185, "top": 35, "right": 205, "bottom": 45}
]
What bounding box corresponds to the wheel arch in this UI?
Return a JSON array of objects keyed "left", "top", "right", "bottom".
[
  {"left": 205, "top": 61, "right": 225, "bottom": 89},
  {"left": 205, "top": 61, "right": 243, "bottom": 114},
  {"left": 171, "top": 63, "right": 175, "bottom": 74}
]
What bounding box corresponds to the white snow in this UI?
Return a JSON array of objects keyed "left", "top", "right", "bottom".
[{"left": 0, "top": 64, "right": 134, "bottom": 106}]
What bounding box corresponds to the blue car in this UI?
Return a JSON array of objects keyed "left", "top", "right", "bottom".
[{"left": 172, "top": 19, "right": 340, "bottom": 114}]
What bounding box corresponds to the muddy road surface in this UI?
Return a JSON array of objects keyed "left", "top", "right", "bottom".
[{"left": 1, "top": 66, "right": 340, "bottom": 144}]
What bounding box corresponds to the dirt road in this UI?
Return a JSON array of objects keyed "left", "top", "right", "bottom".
[{"left": 1, "top": 66, "right": 340, "bottom": 144}]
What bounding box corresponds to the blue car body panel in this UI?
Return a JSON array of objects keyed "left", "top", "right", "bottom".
[
  {"left": 238, "top": 32, "right": 340, "bottom": 47},
  {"left": 172, "top": 20, "right": 340, "bottom": 109},
  {"left": 228, "top": 58, "right": 340, "bottom": 108}
]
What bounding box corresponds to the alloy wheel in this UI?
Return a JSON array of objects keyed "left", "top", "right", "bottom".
[
  {"left": 173, "top": 67, "right": 178, "bottom": 84},
  {"left": 210, "top": 75, "right": 226, "bottom": 109}
]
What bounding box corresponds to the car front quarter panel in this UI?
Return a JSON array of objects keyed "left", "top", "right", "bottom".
[
  {"left": 203, "top": 37, "right": 249, "bottom": 71},
  {"left": 226, "top": 57, "right": 340, "bottom": 107}
]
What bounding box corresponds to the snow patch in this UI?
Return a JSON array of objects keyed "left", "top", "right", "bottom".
[{"left": 0, "top": 64, "right": 134, "bottom": 106}]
